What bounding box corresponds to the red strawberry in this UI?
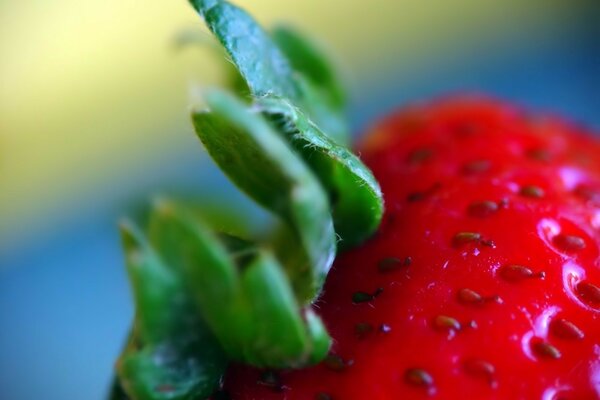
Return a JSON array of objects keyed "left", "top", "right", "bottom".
[{"left": 222, "top": 97, "right": 600, "bottom": 399}]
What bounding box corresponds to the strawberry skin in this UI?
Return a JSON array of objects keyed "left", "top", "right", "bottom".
[{"left": 223, "top": 97, "right": 600, "bottom": 399}]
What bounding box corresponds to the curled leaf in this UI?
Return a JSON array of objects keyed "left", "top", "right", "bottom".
[{"left": 258, "top": 95, "right": 384, "bottom": 248}]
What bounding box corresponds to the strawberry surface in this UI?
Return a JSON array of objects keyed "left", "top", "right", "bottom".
[{"left": 223, "top": 97, "right": 600, "bottom": 399}]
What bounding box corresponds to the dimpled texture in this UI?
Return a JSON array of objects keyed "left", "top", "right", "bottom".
[{"left": 222, "top": 97, "right": 600, "bottom": 399}]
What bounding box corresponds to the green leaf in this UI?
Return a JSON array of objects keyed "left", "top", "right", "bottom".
[
  {"left": 271, "top": 25, "right": 349, "bottom": 144},
  {"left": 292, "top": 75, "right": 349, "bottom": 146},
  {"left": 147, "top": 200, "right": 330, "bottom": 368},
  {"left": 146, "top": 201, "right": 251, "bottom": 359},
  {"left": 192, "top": 0, "right": 300, "bottom": 101},
  {"left": 188, "top": 0, "right": 349, "bottom": 144},
  {"left": 241, "top": 250, "right": 329, "bottom": 367},
  {"left": 258, "top": 95, "right": 384, "bottom": 248},
  {"left": 271, "top": 25, "right": 345, "bottom": 108},
  {"left": 116, "top": 223, "right": 227, "bottom": 400},
  {"left": 186, "top": 2, "right": 382, "bottom": 244},
  {"left": 191, "top": 89, "right": 336, "bottom": 302}
]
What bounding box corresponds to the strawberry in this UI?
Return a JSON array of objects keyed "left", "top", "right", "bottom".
[
  {"left": 110, "top": 1, "right": 600, "bottom": 399},
  {"left": 223, "top": 97, "right": 600, "bottom": 399}
]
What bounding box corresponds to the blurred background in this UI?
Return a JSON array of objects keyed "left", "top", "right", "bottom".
[{"left": 0, "top": 0, "right": 598, "bottom": 398}]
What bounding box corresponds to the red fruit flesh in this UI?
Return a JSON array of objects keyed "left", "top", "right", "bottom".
[{"left": 224, "top": 97, "right": 600, "bottom": 399}]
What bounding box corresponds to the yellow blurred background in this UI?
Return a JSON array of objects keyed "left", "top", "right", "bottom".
[{"left": 0, "top": 1, "right": 597, "bottom": 399}]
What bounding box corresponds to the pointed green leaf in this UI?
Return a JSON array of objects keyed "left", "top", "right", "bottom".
[
  {"left": 258, "top": 95, "right": 384, "bottom": 248},
  {"left": 191, "top": 89, "right": 336, "bottom": 301},
  {"left": 191, "top": 0, "right": 300, "bottom": 101},
  {"left": 145, "top": 201, "right": 251, "bottom": 358},
  {"left": 121, "top": 225, "right": 179, "bottom": 343},
  {"left": 241, "top": 250, "right": 318, "bottom": 367},
  {"left": 188, "top": 0, "right": 349, "bottom": 144},
  {"left": 116, "top": 224, "right": 227, "bottom": 400}
]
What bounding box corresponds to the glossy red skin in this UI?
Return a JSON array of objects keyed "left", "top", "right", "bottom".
[{"left": 224, "top": 97, "right": 600, "bottom": 399}]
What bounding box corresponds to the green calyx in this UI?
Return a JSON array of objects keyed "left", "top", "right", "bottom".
[{"left": 111, "top": 1, "right": 383, "bottom": 399}]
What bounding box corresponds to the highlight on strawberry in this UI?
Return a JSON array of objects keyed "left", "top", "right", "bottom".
[{"left": 109, "top": 1, "right": 600, "bottom": 399}]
